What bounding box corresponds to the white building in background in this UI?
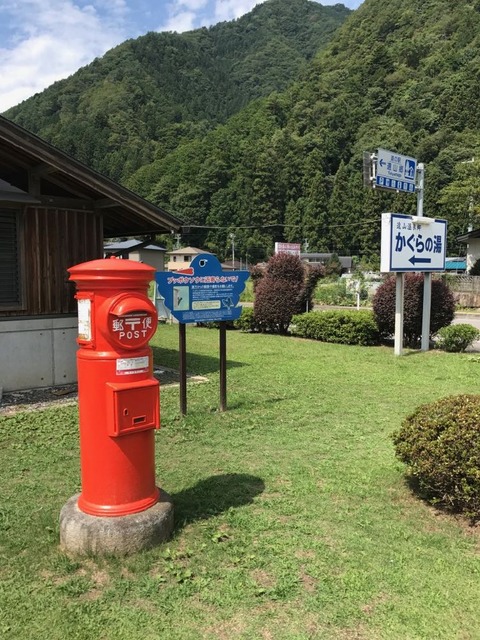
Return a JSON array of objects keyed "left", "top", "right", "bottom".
[
  {"left": 104, "top": 239, "right": 167, "bottom": 272},
  {"left": 166, "top": 247, "right": 213, "bottom": 272}
]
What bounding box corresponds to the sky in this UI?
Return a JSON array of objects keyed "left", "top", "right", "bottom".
[{"left": 0, "top": 0, "right": 364, "bottom": 113}]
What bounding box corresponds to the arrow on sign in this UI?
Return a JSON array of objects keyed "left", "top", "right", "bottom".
[
  {"left": 409, "top": 256, "right": 432, "bottom": 265},
  {"left": 379, "top": 159, "right": 386, "bottom": 167}
]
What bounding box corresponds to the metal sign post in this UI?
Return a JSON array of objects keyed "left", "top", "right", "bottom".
[
  {"left": 395, "top": 273, "right": 404, "bottom": 356},
  {"left": 416, "top": 164, "right": 431, "bottom": 352}
]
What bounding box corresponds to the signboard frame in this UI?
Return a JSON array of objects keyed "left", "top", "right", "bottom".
[{"left": 380, "top": 213, "right": 447, "bottom": 273}]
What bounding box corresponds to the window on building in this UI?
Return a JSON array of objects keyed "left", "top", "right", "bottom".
[
  {"left": 172, "top": 256, "right": 177, "bottom": 262},
  {"left": 0, "top": 208, "right": 24, "bottom": 309},
  {"left": 184, "top": 256, "right": 190, "bottom": 262}
]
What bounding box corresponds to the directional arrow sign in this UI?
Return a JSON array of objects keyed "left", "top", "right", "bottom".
[
  {"left": 380, "top": 213, "right": 447, "bottom": 273},
  {"left": 376, "top": 148, "right": 417, "bottom": 193},
  {"left": 409, "top": 256, "right": 432, "bottom": 266}
]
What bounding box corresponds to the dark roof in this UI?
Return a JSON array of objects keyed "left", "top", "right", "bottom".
[
  {"left": 457, "top": 228, "right": 480, "bottom": 242},
  {"left": 0, "top": 115, "right": 182, "bottom": 237},
  {"left": 300, "top": 253, "right": 353, "bottom": 268},
  {"left": 104, "top": 239, "right": 166, "bottom": 252}
]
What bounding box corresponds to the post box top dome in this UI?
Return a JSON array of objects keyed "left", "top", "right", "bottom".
[{"left": 68, "top": 257, "right": 155, "bottom": 284}]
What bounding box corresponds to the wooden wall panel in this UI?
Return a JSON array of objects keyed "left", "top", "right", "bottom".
[{"left": 1, "top": 206, "right": 103, "bottom": 317}]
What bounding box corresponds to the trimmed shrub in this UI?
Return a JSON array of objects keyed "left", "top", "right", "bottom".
[
  {"left": 233, "top": 307, "right": 259, "bottom": 332},
  {"left": 290, "top": 310, "right": 380, "bottom": 346},
  {"left": 372, "top": 273, "right": 455, "bottom": 346},
  {"left": 255, "top": 277, "right": 301, "bottom": 334},
  {"left": 393, "top": 395, "right": 480, "bottom": 520},
  {"left": 264, "top": 253, "right": 305, "bottom": 282},
  {"left": 253, "top": 253, "right": 323, "bottom": 334},
  {"left": 435, "top": 323, "right": 480, "bottom": 352}
]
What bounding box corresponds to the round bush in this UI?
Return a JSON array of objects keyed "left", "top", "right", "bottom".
[
  {"left": 435, "top": 324, "right": 480, "bottom": 352},
  {"left": 372, "top": 274, "right": 455, "bottom": 346},
  {"left": 393, "top": 395, "right": 480, "bottom": 520}
]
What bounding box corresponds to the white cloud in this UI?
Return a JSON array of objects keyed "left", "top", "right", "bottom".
[
  {"left": 213, "top": 0, "right": 261, "bottom": 23},
  {"left": 157, "top": 0, "right": 209, "bottom": 33},
  {"left": 160, "top": 10, "right": 198, "bottom": 33},
  {"left": 178, "top": 0, "right": 209, "bottom": 10},
  {"left": 0, "top": 0, "right": 127, "bottom": 112}
]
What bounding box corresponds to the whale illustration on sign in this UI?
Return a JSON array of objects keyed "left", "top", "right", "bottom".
[{"left": 156, "top": 254, "right": 249, "bottom": 324}]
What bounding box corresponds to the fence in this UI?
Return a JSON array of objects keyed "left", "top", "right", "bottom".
[{"left": 447, "top": 275, "right": 480, "bottom": 307}]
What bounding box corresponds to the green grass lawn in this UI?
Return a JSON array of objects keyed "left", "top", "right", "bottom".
[{"left": 1, "top": 325, "right": 480, "bottom": 639}]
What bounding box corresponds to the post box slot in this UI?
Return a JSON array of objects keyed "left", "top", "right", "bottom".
[{"left": 106, "top": 380, "right": 160, "bottom": 437}]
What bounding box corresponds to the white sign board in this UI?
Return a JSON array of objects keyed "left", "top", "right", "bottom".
[
  {"left": 77, "top": 298, "right": 92, "bottom": 341},
  {"left": 376, "top": 148, "right": 417, "bottom": 193},
  {"left": 381, "top": 213, "right": 447, "bottom": 273},
  {"left": 275, "top": 242, "right": 301, "bottom": 256}
]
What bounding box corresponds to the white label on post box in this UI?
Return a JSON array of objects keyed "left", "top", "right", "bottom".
[
  {"left": 77, "top": 298, "right": 92, "bottom": 341},
  {"left": 116, "top": 356, "right": 149, "bottom": 376}
]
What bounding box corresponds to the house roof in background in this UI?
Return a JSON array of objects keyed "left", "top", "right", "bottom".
[
  {"left": 300, "top": 253, "right": 353, "bottom": 268},
  {"left": 445, "top": 259, "right": 466, "bottom": 270},
  {"left": 104, "top": 239, "right": 166, "bottom": 252},
  {"left": 167, "top": 246, "right": 213, "bottom": 256},
  {"left": 0, "top": 115, "right": 182, "bottom": 237},
  {"left": 457, "top": 228, "right": 480, "bottom": 242}
]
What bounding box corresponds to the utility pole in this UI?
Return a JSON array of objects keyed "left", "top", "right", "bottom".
[{"left": 229, "top": 232, "right": 235, "bottom": 267}]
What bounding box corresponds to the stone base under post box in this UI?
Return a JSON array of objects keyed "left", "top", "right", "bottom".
[{"left": 59, "top": 489, "right": 174, "bottom": 555}]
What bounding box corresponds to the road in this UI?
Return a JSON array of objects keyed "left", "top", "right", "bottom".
[{"left": 453, "top": 312, "right": 480, "bottom": 330}]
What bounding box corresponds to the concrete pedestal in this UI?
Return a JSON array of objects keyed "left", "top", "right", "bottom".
[{"left": 59, "top": 489, "right": 174, "bottom": 555}]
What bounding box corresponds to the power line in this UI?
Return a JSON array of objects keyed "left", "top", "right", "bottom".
[{"left": 182, "top": 217, "right": 381, "bottom": 231}]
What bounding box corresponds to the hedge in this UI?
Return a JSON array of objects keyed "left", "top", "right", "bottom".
[{"left": 290, "top": 310, "right": 379, "bottom": 346}]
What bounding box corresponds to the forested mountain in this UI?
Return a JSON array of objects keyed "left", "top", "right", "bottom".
[
  {"left": 4, "top": 0, "right": 350, "bottom": 184},
  {"left": 7, "top": 0, "right": 480, "bottom": 264},
  {"left": 125, "top": 0, "right": 480, "bottom": 263}
]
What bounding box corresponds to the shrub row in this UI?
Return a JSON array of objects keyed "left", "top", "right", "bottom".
[{"left": 290, "top": 310, "right": 379, "bottom": 346}]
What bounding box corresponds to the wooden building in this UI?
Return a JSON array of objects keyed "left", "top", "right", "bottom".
[{"left": 0, "top": 115, "right": 182, "bottom": 392}]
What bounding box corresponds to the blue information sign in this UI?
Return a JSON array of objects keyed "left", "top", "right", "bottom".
[
  {"left": 376, "top": 148, "right": 417, "bottom": 193},
  {"left": 156, "top": 254, "right": 249, "bottom": 324}
]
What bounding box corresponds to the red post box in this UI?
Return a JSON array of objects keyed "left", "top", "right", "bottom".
[{"left": 68, "top": 258, "right": 160, "bottom": 517}]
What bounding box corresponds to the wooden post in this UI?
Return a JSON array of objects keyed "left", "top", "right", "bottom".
[
  {"left": 219, "top": 321, "right": 227, "bottom": 412},
  {"left": 179, "top": 323, "right": 187, "bottom": 415}
]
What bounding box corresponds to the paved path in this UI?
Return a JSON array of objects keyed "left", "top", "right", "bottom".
[{"left": 453, "top": 312, "right": 480, "bottom": 330}]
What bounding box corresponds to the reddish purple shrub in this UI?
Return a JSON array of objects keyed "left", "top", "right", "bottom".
[
  {"left": 253, "top": 254, "right": 324, "bottom": 334},
  {"left": 372, "top": 273, "right": 455, "bottom": 346}
]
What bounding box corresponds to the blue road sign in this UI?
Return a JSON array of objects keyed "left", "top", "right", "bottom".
[
  {"left": 380, "top": 213, "right": 447, "bottom": 273},
  {"left": 156, "top": 254, "right": 249, "bottom": 324},
  {"left": 376, "top": 148, "right": 417, "bottom": 193}
]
